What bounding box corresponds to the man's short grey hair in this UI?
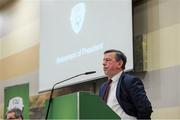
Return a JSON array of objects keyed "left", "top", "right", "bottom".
[{"left": 104, "top": 49, "right": 127, "bottom": 70}]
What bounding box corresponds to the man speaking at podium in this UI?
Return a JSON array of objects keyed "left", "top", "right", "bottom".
[{"left": 99, "top": 49, "right": 152, "bottom": 119}]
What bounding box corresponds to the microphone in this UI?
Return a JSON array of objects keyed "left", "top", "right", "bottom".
[
  {"left": 85, "top": 71, "right": 96, "bottom": 75},
  {"left": 45, "top": 71, "right": 96, "bottom": 119}
]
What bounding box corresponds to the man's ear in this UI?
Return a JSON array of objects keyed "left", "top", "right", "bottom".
[{"left": 117, "top": 60, "right": 123, "bottom": 69}]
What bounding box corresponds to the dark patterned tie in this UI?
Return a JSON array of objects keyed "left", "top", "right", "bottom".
[{"left": 103, "top": 79, "right": 112, "bottom": 103}]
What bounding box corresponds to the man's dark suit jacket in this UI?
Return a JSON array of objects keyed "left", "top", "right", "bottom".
[{"left": 99, "top": 72, "right": 153, "bottom": 119}]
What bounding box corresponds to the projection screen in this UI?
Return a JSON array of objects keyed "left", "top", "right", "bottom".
[{"left": 39, "top": 0, "right": 133, "bottom": 92}]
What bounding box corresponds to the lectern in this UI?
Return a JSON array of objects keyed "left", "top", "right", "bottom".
[{"left": 45, "top": 92, "right": 120, "bottom": 119}]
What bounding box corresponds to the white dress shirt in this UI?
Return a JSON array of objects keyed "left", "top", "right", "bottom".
[{"left": 107, "top": 71, "right": 137, "bottom": 120}]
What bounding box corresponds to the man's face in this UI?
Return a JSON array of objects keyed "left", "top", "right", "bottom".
[
  {"left": 7, "top": 112, "right": 16, "bottom": 120},
  {"left": 103, "top": 52, "right": 123, "bottom": 79},
  {"left": 7, "top": 112, "right": 22, "bottom": 120}
]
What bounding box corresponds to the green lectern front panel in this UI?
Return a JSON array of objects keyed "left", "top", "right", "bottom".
[
  {"left": 46, "top": 93, "right": 78, "bottom": 119},
  {"left": 79, "top": 92, "right": 120, "bottom": 119},
  {"left": 45, "top": 92, "right": 120, "bottom": 119}
]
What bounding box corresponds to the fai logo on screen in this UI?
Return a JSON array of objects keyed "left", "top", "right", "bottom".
[{"left": 70, "top": 3, "right": 86, "bottom": 34}]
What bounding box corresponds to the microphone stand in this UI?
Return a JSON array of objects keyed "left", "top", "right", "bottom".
[{"left": 45, "top": 71, "right": 95, "bottom": 119}]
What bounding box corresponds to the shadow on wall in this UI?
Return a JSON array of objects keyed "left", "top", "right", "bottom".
[{"left": 0, "top": 0, "right": 18, "bottom": 10}]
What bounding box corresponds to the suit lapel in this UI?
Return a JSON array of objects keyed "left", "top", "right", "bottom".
[{"left": 116, "top": 72, "right": 125, "bottom": 99}]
